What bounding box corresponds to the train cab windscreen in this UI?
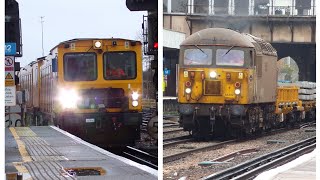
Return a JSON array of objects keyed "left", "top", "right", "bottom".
[
  {"left": 184, "top": 48, "right": 212, "bottom": 65},
  {"left": 103, "top": 51, "right": 137, "bottom": 80},
  {"left": 63, "top": 53, "right": 97, "bottom": 81},
  {"left": 216, "top": 49, "right": 244, "bottom": 66}
]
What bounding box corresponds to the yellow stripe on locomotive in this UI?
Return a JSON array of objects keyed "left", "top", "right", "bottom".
[{"left": 178, "top": 68, "right": 254, "bottom": 104}]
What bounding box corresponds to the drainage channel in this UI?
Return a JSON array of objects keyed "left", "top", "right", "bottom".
[{"left": 64, "top": 167, "right": 106, "bottom": 177}]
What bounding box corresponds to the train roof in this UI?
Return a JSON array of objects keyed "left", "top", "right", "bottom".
[
  {"left": 181, "top": 28, "right": 255, "bottom": 47},
  {"left": 50, "top": 38, "right": 142, "bottom": 52},
  {"left": 181, "top": 28, "right": 277, "bottom": 56}
]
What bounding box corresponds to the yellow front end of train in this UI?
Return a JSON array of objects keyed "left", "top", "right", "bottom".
[
  {"left": 177, "top": 28, "right": 279, "bottom": 138},
  {"left": 42, "top": 38, "right": 143, "bottom": 146},
  {"left": 178, "top": 68, "right": 254, "bottom": 104}
]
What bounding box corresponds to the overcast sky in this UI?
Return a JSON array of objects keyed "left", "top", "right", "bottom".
[{"left": 17, "top": 0, "right": 146, "bottom": 66}]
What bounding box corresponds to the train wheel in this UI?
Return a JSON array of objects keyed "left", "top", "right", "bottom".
[
  {"left": 36, "top": 113, "right": 45, "bottom": 126},
  {"left": 25, "top": 113, "right": 33, "bottom": 126},
  {"left": 214, "top": 117, "right": 226, "bottom": 140},
  {"left": 54, "top": 118, "right": 62, "bottom": 129},
  {"left": 53, "top": 118, "right": 58, "bottom": 127},
  {"left": 34, "top": 115, "right": 39, "bottom": 126},
  {"left": 306, "top": 110, "right": 315, "bottom": 122},
  {"left": 181, "top": 114, "right": 193, "bottom": 131}
]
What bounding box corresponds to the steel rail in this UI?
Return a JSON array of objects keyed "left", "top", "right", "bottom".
[
  {"left": 163, "top": 135, "right": 191, "bottom": 142},
  {"left": 123, "top": 146, "right": 158, "bottom": 170},
  {"left": 163, "top": 138, "right": 193, "bottom": 148},
  {"left": 203, "top": 136, "right": 316, "bottom": 180},
  {"left": 299, "top": 122, "right": 316, "bottom": 129},
  {"left": 163, "top": 124, "right": 180, "bottom": 128},
  {"left": 164, "top": 140, "right": 236, "bottom": 163},
  {"left": 163, "top": 128, "right": 184, "bottom": 134}
]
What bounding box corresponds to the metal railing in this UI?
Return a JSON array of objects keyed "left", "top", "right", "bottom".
[{"left": 166, "top": 4, "right": 316, "bottom": 16}]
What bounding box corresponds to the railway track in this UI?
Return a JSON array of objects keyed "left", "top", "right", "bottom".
[
  {"left": 164, "top": 140, "right": 236, "bottom": 163},
  {"left": 203, "top": 137, "right": 316, "bottom": 180},
  {"left": 163, "top": 137, "right": 193, "bottom": 148},
  {"left": 163, "top": 135, "right": 191, "bottom": 142},
  {"left": 123, "top": 146, "right": 158, "bottom": 170},
  {"left": 163, "top": 128, "right": 184, "bottom": 134},
  {"left": 163, "top": 124, "right": 179, "bottom": 128},
  {"left": 299, "top": 122, "right": 316, "bottom": 129},
  {"left": 141, "top": 108, "right": 156, "bottom": 132}
]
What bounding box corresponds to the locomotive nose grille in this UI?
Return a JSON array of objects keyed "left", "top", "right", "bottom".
[{"left": 205, "top": 80, "right": 221, "bottom": 95}]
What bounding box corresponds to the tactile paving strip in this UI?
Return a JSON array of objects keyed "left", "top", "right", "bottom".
[
  {"left": 24, "top": 161, "right": 75, "bottom": 180},
  {"left": 22, "top": 136, "right": 66, "bottom": 161},
  {"left": 15, "top": 127, "right": 37, "bottom": 137},
  {"left": 14, "top": 127, "right": 72, "bottom": 179}
]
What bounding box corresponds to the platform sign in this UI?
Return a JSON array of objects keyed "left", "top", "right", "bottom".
[
  {"left": 5, "top": 72, "right": 15, "bottom": 86},
  {"left": 5, "top": 56, "right": 16, "bottom": 106},
  {"left": 5, "top": 86, "right": 16, "bottom": 106},
  {"left": 5, "top": 56, "right": 15, "bottom": 87},
  {"left": 5, "top": 43, "right": 16, "bottom": 56}
]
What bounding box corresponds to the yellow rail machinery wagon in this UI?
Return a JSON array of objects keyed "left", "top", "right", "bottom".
[
  {"left": 20, "top": 38, "right": 143, "bottom": 146},
  {"left": 177, "top": 28, "right": 314, "bottom": 139}
]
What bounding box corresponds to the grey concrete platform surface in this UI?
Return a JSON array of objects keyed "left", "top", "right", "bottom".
[
  {"left": 255, "top": 149, "right": 316, "bottom": 180},
  {"left": 5, "top": 126, "right": 157, "bottom": 179}
]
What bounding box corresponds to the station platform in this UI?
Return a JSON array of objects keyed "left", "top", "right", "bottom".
[
  {"left": 5, "top": 126, "right": 157, "bottom": 179},
  {"left": 255, "top": 149, "right": 316, "bottom": 180}
]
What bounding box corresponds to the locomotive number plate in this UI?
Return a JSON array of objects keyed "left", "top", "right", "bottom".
[{"left": 86, "top": 118, "right": 95, "bottom": 123}]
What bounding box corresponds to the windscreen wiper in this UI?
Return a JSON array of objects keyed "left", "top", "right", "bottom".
[
  {"left": 222, "top": 46, "right": 234, "bottom": 56},
  {"left": 194, "top": 45, "right": 207, "bottom": 56}
]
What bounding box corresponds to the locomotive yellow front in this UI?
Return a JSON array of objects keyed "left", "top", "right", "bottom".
[{"left": 177, "top": 28, "right": 278, "bottom": 138}]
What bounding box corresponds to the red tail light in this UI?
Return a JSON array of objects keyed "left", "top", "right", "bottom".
[
  {"left": 185, "top": 81, "right": 191, "bottom": 87},
  {"left": 235, "top": 82, "right": 241, "bottom": 88}
]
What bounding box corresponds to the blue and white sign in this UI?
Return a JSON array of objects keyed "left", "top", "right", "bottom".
[
  {"left": 5, "top": 43, "right": 17, "bottom": 56},
  {"left": 164, "top": 69, "right": 171, "bottom": 75}
]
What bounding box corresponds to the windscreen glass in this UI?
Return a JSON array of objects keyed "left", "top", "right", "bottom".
[
  {"left": 104, "top": 52, "right": 136, "bottom": 80},
  {"left": 216, "top": 49, "right": 244, "bottom": 66},
  {"left": 184, "top": 48, "right": 212, "bottom": 65},
  {"left": 63, "top": 53, "right": 97, "bottom": 81}
]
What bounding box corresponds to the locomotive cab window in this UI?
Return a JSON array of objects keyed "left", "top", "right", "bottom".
[
  {"left": 63, "top": 53, "right": 97, "bottom": 81},
  {"left": 104, "top": 51, "right": 136, "bottom": 80},
  {"left": 184, "top": 48, "right": 212, "bottom": 65},
  {"left": 216, "top": 49, "right": 244, "bottom": 66}
]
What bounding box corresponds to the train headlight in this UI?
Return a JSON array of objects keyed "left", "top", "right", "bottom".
[
  {"left": 210, "top": 71, "right": 217, "bottom": 78},
  {"left": 235, "top": 89, "right": 241, "bottom": 95},
  {"left": 132, "top": 92, "right": 139, "bottom": 100},
  {"left": 94, "top": 41, "right": 102, "bottom": 48},
  {"left": 132, "top": 100, "right": 139, "bottom": 107},
  {"left": 58, "top": 88, "right": 81, "bottom": 109},
  {"left": 185, "top": 88, "right": 192, "bottom": 94}
]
